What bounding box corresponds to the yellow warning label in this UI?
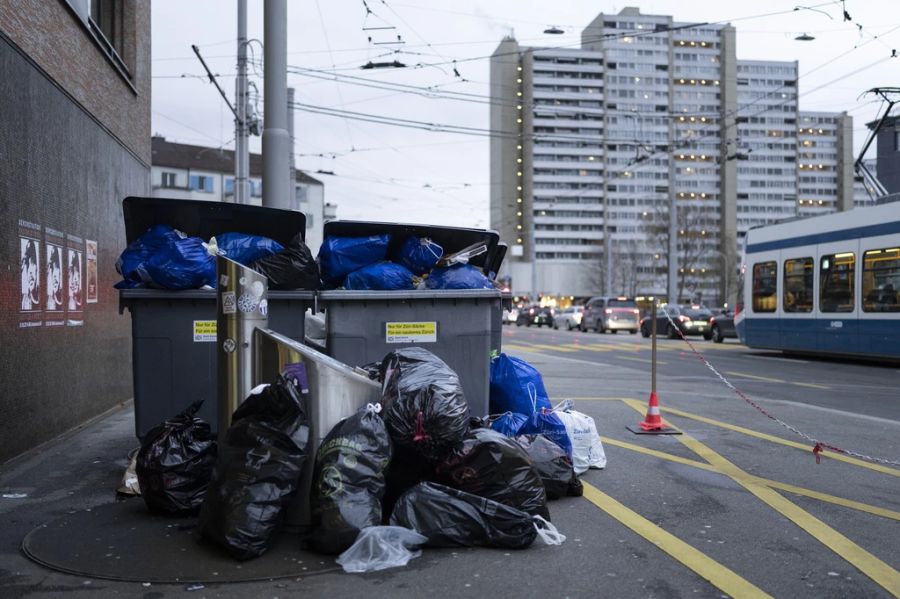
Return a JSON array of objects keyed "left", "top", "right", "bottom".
[
  {"left": 193, "top": 320, "right": 217, "bottom": 342},
  {"left": 385, "top": 321, "right": 437, "bottom": 343}
]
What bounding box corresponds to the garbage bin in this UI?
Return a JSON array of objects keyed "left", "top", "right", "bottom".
[
  {"left": 118, "top": 196, "right": 314, "bottom": 438},
  {"left": 316, "top": 221, "right": 505, "bottom": 417}
]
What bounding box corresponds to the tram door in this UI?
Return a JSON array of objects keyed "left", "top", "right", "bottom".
[{"left": 815, "top": 240, "right": 860, "bottom": 354}]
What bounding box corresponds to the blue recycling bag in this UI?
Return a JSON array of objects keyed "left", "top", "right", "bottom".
[
  {"left": 519, "top": 409, "right": 573, "bottom": 458},
  {"left": 214, "top": 232, "right": 283, "bottom": 266},
  {"left": 138, "top": 236, "right": 216, "bottom": 290},
  {"left": 489, "top": 412, "right": 528, "bottom": 437},
  {"left": 395, "top": 236, "right": 443, "bottom": 275},
  {"left": 424, "top": 264, "right": 494, "bottom": 290},
  {"left": 344, "top": 261, "right": 416, "bottom": 291},
  {"left": 489, "top": 354, "right": 552, "bottom": 416},
  {"left": 319, "top": 234, "right": 391, "bottom": 289},
  {"left": 116, "top": 224, "right": 185, "bottom": 284}
]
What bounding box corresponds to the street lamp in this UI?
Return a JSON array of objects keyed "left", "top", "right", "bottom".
[{"left": 543, "top": 26, "right": 564, "bottom": 35}]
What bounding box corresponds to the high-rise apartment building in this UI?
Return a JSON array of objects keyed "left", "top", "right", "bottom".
[{"left": 490, "top": 7, "right": 857, "bottom": 304}]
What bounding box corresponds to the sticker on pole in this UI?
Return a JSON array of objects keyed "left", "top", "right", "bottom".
[
  {"left": 221, "top": 291, "right": 236, "bottom": 314},
  {"left": 193, "top": 320, "right": 217, "bottom": 342},
  {"left": 385, "top": 321, "right": 437, "bottom": 343}
]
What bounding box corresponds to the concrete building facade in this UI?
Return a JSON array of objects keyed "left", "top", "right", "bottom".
[
  {"left": 150, "top": 137, "right": 335, "bottom": 253},
  {"left": 490, "top": 7, "right": 857, "bottom": 304}
]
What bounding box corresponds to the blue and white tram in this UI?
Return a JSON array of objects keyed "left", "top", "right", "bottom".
[{"left": 735, "top": 202, "right": 900, "bottom": 360}]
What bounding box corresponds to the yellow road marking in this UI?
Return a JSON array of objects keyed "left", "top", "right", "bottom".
[
  {"left": 619, "top": 356, "right": 667, "bottom": 365},
  {"left": 528, "top": 343, "right": 578, "bottom": 352},
  {"left": 643, "top": 401, "right": 900, "bottom": 478},
  {"left": 559, "top": 343, "right": 611, "bottom": 352},
  {"left": 581, "top": 482, "right": 773, "bottom": 598},
  {"left": 602, "top": 437, "right": 900, "bottom": 522},
  {"left": 725, "top": 371, "right": 784, "bottom": 383},
  {"left": 791, "top": 381, "right": 831, "bottom": 390},
  {"left": 619, "top": 400, "right": 900, "bottom": 595}
]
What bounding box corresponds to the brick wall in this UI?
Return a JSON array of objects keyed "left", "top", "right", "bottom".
[{"left": 0, "top": 14, "right": 150, "bottom": 462}]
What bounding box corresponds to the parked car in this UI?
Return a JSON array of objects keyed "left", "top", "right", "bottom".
[
  {"left": 640, "top": 304, "right": 714, "bottom": 338},
  {"left": 516, "top": 305, "right": 554, "bottom": 327},
  {"left": 552, "top": 306, "right": 583, "bottom": 330},
  {"left": 580, "top": 296, "right": 640, "bottom": 334},
  {"left": 704, "top": 310, "right": 736, "bottom": 343},
  {"left": 502, "top": 307, "right": 519, "bottom": 325}
]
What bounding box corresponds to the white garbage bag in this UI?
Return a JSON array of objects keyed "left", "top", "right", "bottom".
[{"left": 553, "top": 400, "right": 607, "bottom": 474}]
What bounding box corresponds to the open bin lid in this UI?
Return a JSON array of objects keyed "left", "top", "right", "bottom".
[
  {"left": 122, "top": 196, "right": 306, "bottom": 246},
  {"left": 322, "top": 220, "right": 501, "bottom": 269}
]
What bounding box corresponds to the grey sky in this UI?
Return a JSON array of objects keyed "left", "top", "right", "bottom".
[{"left": 151, "top": 0, "right": 900, "bottom": 228}]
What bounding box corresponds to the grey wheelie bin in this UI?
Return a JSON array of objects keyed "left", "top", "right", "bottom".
[
  {"left": 316, "top": 221, "right": 506, "bottom": 417},
  {"left": 117, "top": 196, "right": 315, "bottom": 438}
]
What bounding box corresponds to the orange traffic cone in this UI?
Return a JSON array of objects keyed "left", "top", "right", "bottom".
[
  {"left": 627, "top": 392, "right": 682, "bottom": 435},
  {"left": 639, "top": 391, "right": 664, "bottom": 430}
]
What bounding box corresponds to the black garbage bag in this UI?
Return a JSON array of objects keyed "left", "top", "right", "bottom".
[
  {"left": 390, "top": 482, "right": 537, "bottom": 549},
  {"left": 250, "top": 233, "right": 320, "bottom": 290},
  {"left": 136, "top": 400, "right": 217, "bottom": 515},
  {"left": 379, "top": 347, "right": 469, "bottom": 463},
  {"left": 433, "top": 426, "right": 550, "bottom": 520},
  {"left": 307, "top": 404, "right": 393, "bottom": 555},
  {"left": 513, "top": 435, "right": 583, "bottom": 500},
  {"left": 382, "top": 444, "right": 434, "bottom": 521},
  {"left": 200, "top": 376, "right": 310, "bottom": 560}
]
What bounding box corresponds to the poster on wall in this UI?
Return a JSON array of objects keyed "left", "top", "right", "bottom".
[
  {"left": 85, "top": 239, "right": 98, "bottom": 304},
  {"left": 66, "top": 234, "right": 84, "bottom": 326},
  {"left": 18, "top": 220, "right": 42, "bottom": 328},
  {"left": 44, "top": 227, "right": 66, "bottom": 327}
]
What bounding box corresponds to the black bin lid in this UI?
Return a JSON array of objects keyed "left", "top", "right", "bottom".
[
  {"left": 322, "top": 220, "right": 501, "bottom": 269},
  {"left": 122, "top": 196, "right": 306, "bottom": 247}
]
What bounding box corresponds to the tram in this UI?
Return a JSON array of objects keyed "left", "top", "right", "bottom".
[{"left": 735, "top": 202, "right": 900, "bottom": 360}]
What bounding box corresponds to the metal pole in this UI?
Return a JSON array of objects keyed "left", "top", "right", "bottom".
[
  {"left": 263, "top": 0, "right": 291, "bottom": 209},
  {"left": 668, "top": 164, "right": 678, "bottom": 304},
  {"left": 651, "top": 300, "right": 657, "bottom": 395},
  {"left": 287, "top": 87, "right": 296, "bottom": 209},
  {"left": 217, "top": 255, "right": 269, "bottom": 441},
  {"left": 235, "top": 0, "right": 250, "bottom": 205},
  {"left": 605, "top": 234, "right": 613, "bottom": 296}
]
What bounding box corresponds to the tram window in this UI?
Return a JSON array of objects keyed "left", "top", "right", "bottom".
[
  {"left": 862, "top": 247, "right": 900, "bottom": 313},
  {"left": 819, "top": 252, "right": 855, "bottom": 313},
  {"left": 783, "top": 257, "right": 813, "bottom": 313},
  {"left": 752, "top": 261, "right": 777, "bottom": 312}
]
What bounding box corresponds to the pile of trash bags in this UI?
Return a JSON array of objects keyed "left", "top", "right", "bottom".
[
  {"left": 115, "top": 225, "right": 319, "bottom": 291},
  {"left": 131, "top": 347, "right": 602, "bottom": 573},
  {"left": 319, "top": 234, "right": 496, "bottom": 291},
  {"left": 115, "top": 226, "right": 499, "bottom": 292}
]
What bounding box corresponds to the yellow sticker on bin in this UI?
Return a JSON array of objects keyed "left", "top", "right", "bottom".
[
  {"left": 193, "top": 320, "right": 217, "bottom": 342},
  {"left": 386, "top": 321, "right": 437, "bottom": 343}
]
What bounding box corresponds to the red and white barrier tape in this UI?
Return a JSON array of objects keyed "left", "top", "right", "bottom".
[{"left": 658, "top": 310, "right": 900, "bottom": 467}]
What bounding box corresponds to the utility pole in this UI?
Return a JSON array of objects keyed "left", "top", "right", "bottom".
[
  {"left": 234, "top": 0, "right": 250, "bottom": 205},
  {"left": 287, "top": 87, "right": 296, "bottom": 209},
  {"left": 263, "top": 0, "right": 290, "bottom": 209}
]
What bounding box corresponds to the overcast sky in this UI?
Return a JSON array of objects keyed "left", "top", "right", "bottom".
[{"left": 151, "top": 0, "right": 900, "bottom": 228}]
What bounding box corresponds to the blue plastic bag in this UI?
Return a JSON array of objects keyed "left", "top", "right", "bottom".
[
  {"left": 319, "top": 234, "right": 391, "bottom": 289},
  {"left": 519, "top": 409, "right": 573, "bottom": 458},
  {"left": 214, "top": 232, "right": 283, "bottom": 266},
  {"left": 138, "top": 237, "right": 216, "bottom": 290},
  {"left": 395, "top": 236, "right": 443, "bottom": 276},
  {"left": 489, "top": 354, "right": 552, "bottom": 416},
  {"left": 116, "top": 224, "right": 185, "bottom": 284},
  {"left": 424, "top": 264, "right": 494, "bottom": 290},
  {"left": 490, "top": 412, "right": 528, "bottom": 437},
  {"left": 344, "top": 262, "right": 415, "bottom": 291}
]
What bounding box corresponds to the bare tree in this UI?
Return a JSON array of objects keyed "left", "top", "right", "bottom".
[{"left": 644, "top": 203, "right": 718, "bottom": 303}]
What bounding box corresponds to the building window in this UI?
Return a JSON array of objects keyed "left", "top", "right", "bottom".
[
  {"left": 161, "top": 172, "right": 177, "bottom": 188},
  {"left": 189, "top": 175, "right": 214, "bottom": 193},
  {"left": 251, "top": 180, "right": 263, "bottom": 197},
  {"left": 224, "top": 178, "right": 235, "bottom": 195},
  {"left": 89, "top": 0, "right": 131, "bottom": 78}
]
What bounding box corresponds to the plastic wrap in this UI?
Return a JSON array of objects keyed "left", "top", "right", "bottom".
[{"left": 335, "top": 526, "right": 427, "bottom": 573}]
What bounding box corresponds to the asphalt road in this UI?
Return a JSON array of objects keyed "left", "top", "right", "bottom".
[{"left": 1, "top": 327, "right": 898, "bottom": 598}]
